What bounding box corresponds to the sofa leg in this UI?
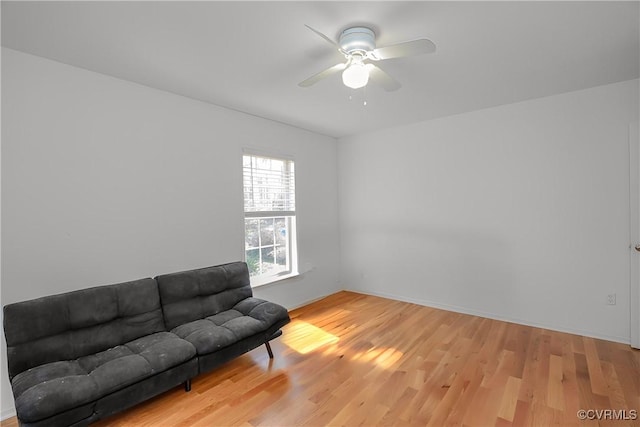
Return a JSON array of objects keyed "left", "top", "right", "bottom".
[
  {"left": 184, "top": 379, "right": 191, "bottom": 392},
  {"left": 265, "top": 341, "right": 274, "bottom": 359}
]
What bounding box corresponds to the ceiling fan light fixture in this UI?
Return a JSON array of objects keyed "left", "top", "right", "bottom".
[
  {"left": 342, "top": 62, "right": 370, "bottom": 89},
  {"left": 299, "top": 24, "right": 435, "bottom": 92}
]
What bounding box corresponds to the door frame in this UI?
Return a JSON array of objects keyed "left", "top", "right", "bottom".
[{"left": 630, "top": 121, "right": 639, "bottom": 349}]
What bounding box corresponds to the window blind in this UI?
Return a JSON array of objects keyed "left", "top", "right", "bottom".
[{"left": 243, "top": 155, "right": 295, "bottom": 217}]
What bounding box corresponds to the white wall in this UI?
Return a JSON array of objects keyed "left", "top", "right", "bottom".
[
  {"left": 0, "top": 48, "right": 341, "bottom": 418},
  {"left": 339, "top": 79, "right": 639, "bottom": 344}
]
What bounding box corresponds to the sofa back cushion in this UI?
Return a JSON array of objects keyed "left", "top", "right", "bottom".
[
  {"left": 156, "top": 262, "right": 253, "bottom": 331},
  {"left": 3, "top": 278, "right": 165, "bottom": 379}
]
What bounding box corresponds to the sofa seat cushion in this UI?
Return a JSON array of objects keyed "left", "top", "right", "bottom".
[
  {"left": 11, "top": 332, "right": 195, "bottom": 423},
  {"left": 171, "top": 297, "right": 289, "bottom": 355}
]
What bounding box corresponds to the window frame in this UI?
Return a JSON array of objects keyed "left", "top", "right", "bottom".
[{"left": 242, "top": 151, "right": 298, "bottom": 287}]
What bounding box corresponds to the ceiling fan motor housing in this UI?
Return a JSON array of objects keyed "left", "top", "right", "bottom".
[{"left": 339, "top": 27, "right": 376, "bottom": 54}]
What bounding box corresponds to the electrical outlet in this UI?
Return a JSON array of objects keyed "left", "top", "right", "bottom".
[{"left": 607, "top": 294, "right": 616, "bottom": 305}]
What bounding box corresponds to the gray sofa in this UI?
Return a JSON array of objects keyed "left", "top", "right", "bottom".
[{"left": 3, "top": 262, "right": 290, "bottom": 427}]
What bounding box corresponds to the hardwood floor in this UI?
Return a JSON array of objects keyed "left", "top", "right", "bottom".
[{"left": 2, "top": 291, "right": 639, "bottom": 426}]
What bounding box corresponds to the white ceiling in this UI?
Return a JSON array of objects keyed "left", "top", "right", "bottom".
[{"left": 2, "top": 1, "right": 639, "bottom": 138}]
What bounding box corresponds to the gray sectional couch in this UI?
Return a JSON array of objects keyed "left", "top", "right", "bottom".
[{"left": 3, "top": 262, "right": 290, "bottom": 427}]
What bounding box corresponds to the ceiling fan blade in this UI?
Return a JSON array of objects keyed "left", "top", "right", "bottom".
[
  {"left": 371, "top": 38, "right": 436, "bottom": 60},
  {"left": 368, "top": 64, "right": 401, "bottom": 91},
  {"left": 305, "top": 25, "right": 343, "bottom": 53},
  {"left": 299, "top": 62, "right": 347, "bottom": 87}
]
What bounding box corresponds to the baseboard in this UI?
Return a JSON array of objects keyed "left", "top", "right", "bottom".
[
  {"left": 285, "top": 290, "right": 341, "bottom": 312},
  {"left": 1, "top": 407, "right": 16, "bottom": 421},
  {"left": 349, "top": 288, "right": 631, "bottom": 345}
]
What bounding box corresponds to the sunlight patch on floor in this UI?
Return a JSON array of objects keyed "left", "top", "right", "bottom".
[
  {"left": 282, "top": 320, "right": 339, "bottom": 354},
  {"left": 351, "top": 347, "right": 404, "bottom": 369},
  {"left": 282, "top": 320, "right": 404, "bottom": 369}
]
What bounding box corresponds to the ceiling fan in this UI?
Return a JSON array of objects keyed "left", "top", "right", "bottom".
[{"left": 299, "top": 25, "right": 436, "bottom": 92}]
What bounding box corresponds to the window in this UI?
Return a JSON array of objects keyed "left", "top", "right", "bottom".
[{"left": 243, "top": 154, "right": 297, "bottom": 285}]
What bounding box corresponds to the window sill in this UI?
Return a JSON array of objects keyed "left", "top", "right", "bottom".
[{"left": 251, "top": 271, "right": 300, "bottom": 288}]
